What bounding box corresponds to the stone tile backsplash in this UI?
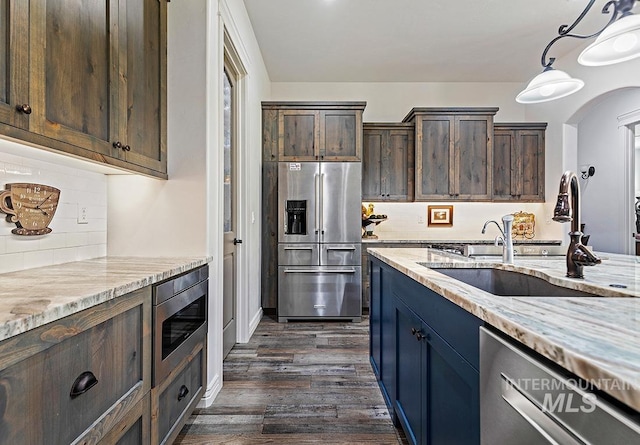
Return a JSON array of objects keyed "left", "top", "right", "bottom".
[{"left": 0, "top": 146, "right": 107, "bottom": 273}]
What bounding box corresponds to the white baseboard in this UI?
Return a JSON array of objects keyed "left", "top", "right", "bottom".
[
  {"left": 197, "top": 372, "right": 222, "bottom": 408},
  {"left": 248, "top": 307, "right": 263, "bottom": 338}
]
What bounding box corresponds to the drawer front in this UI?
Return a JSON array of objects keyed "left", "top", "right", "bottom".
[
  {"left": 155, "top": 348, "right": 204, "bottom": 445},
  {"left": 278, "top": 244, "right": 319, "bottom": 266},
  {"left": 320, "top": 243, "right": 361, "bottom": 266},
  {"left": 0, "top": 304, "right": 144, "bottom": 445},
  {"left": 278, "top": 266, "right": 362, "bottom": 319}
]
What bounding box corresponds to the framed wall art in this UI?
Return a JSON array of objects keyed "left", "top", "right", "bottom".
[{"left": 427, "top": 205, "right": 453, "bottom": 227}]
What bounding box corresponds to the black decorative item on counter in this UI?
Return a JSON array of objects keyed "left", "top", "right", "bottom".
[{"left": 635, "top": 197, "right": 640, "bottom": 234}]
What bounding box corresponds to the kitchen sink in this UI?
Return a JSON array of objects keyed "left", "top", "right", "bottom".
[{"left": 428, "top": 267, "right": 599, "bottom": 297}]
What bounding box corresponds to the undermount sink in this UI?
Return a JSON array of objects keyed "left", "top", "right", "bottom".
[{"left": 428, "top": 267, "right": 599, "bottom": 297}]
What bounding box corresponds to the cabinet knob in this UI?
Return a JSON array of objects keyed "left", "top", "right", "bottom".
[
  {"left": 177, "top": 385, "right": 189, "bottom": 401},
  {"left": 70, "top": 371, "right": 98, "bottom": 399},
  {"left": 123, "top": 144, "right": 131, "bottom": 152},
  {"left": 16, "top": 104, "right": 32, "bottom": 115},
  {"left": 113, "top": 141, "right": 122, "bottom": 149}
]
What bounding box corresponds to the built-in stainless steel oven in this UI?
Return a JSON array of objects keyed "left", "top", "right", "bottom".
[{"left": 153, "top": 265, "right": 208, "bottom": 385}]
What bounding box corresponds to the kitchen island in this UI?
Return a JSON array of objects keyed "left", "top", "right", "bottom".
[
  {"left": 368, "top": 247, "right": 640, "bottom": 444},
  {"left": 369, "top": 247, "right": 639, "bottom": 408}
]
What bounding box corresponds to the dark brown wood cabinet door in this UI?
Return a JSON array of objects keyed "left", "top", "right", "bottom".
[
  {"left": 28, "top": 0, "right": 118, "bottom": 156},
  {"left": 492, "top": 124, "right": 545, "bottom": 202},
  {"left": 362, "top": 128, "right": 384, "bottom": 199},
  {"left": 455, "top": 115, "right": 492, "bottom": 200},
  {"left": 363, "top": 124, "right": 413, "bottom": 201},
  {"left": 415, "top": 115, "right": 454, "bottom": 200},
  {"left": 278, "top": 109, "right": 319, "bottom": 161},
  {"left": 320, "top": 110, "right": 361, "bottom": 161},
  {"left": 492, "top": 129, "right": 515, "bottom": 198},
  {"left": 517, "top": 129, "right": 545, "bottom": 201},
  {"left": 119, "top": 0, "right": 167, "bottom": 174},
  {"left": 0, "top": 0, "right": 29, "bottom": 129},
  {"left": 386, "top": 128, "right": 413, "bottom": 200}
]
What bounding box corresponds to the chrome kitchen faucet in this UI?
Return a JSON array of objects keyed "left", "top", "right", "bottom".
[{"left": 481, "top": 215, "right": 515, "bottom": 264}]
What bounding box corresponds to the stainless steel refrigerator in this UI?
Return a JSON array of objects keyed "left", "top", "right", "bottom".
[{"left": 277, "top": 161, "right": 362, "bottom": 322}]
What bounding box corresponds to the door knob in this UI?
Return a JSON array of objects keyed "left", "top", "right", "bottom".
[{"left": 233, "top": 238, "right": 243, "bottom": 245}]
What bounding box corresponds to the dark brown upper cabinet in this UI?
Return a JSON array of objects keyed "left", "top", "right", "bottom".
[
  {"left": 493, "top": 123, "right": 546, "bottom": 202},
  {"left": 362, "top": 122, "right": 414, "bottom": 201},
  {"left": 0, "top": 0, "right": 30, "bottom": 130},
  {"left": 262, "top": 101, "right": 366, "bottom": 162},
  {"left": 0, "top": 0, "right": 167, "bottom": 178},
  {"left": 404, "top": 107, "right": 498, "bottom": 201}
]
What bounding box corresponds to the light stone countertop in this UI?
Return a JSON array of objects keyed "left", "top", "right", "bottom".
[
  {"left": 0, "top": 256, "right": 211, "bottom": 342},
  {"left": 367, "top": 247, "right": 640, "bottom": 412}
]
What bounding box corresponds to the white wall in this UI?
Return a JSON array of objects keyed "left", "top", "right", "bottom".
[
  {"left": 273, "top": 82, "right": 564, "bottom": 241},
  {"left": 576, "top": 89, "right": 640, "bottom": 253},
  {"left": 0, "top": 139, "right": 107, "bottom": 273},
  {"left": 524, "top": 44, "right": 640, "bottom": 252},
  {"left": 107, "top": 0, "right": 270, "bottom": 407}
]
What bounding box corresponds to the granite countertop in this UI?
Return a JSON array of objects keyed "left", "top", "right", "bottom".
[
  {"left": 0, "top": 256, "right": 211, "bottom": 342},
  {"left": 367, "top": 247, "right": 640, "bottom": 412}
]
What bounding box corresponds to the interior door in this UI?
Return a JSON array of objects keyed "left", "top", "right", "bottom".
[{"left": 222, "top": 66, "right": 237, "bottom": 359}]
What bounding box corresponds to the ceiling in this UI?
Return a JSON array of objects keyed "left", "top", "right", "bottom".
[{"left": 242, "top": 0, "right": 632, "bottom": 83}]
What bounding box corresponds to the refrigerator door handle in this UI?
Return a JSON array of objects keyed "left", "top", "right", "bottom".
[
  {"left": 314, "top": 173, "right": 320, "bottom": 235},
  {"left": 325, "top": 246, "right": 356, "bottom": 251},
  {"left": 283, "top": 247, "right": 314, "bottom": 251},
  {"left": 319, "top": 173, "right": 325, "bottom": 235},
  {"left": 283, "top": 268, "right": 356, "bottom": 274}
]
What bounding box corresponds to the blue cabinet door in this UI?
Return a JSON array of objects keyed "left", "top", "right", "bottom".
[
  {"left": 425, "top": 323, "right": 480, "bottom": 444},
  {"left": 394, "top": 298, "right": 426, "bottom": 445},
  {"left": 380, "top": 261, "right": 397, "bottom": 422},
  {"left": 369, "top": 258, "right": 382, "bottom": 377}
]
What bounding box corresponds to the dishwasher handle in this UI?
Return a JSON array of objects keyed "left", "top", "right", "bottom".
[{"left": 501, "top": 374, "right": 585, "bottom": 445}]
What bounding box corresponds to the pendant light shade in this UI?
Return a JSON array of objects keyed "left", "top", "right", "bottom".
[
  {"left": 578, "top": 13, "right": 640, "bottom": 66},
  {"left": 516, "top": 68, "right": 585, "bottom": 104}
]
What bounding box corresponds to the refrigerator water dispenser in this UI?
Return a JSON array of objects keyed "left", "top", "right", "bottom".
[{"left": 285, "top": 200, "right": 307, "bottom": 235}]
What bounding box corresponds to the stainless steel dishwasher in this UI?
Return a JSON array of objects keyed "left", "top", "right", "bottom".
[{"left": 480, "top": 327, "right": 640, "bottom": 444}]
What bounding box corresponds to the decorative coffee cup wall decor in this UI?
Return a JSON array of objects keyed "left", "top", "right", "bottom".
[{"left": 0, "top": 183, "right": 61, "bottom": 235}]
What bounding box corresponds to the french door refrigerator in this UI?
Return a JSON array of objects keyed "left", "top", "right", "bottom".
[{"left": 277, "top": 161, "right": 362, "bottom": 322}]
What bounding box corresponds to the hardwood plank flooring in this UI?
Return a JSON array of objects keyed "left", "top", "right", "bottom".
[{"left": 175, "top": 315, "right": 409, "bottom": 444}]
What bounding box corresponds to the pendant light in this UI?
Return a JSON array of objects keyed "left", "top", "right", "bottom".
[
  {"left": 517, "top": 0, "right": 640, "bottom": 104},
  {"left": 578, "top": 12, "right": 640, "bottom": 65},
  {"left": 516, "top": 65, "right": 584, "bottom": 104}
]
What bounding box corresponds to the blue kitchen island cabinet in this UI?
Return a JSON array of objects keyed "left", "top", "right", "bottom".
[
  {"left": 369, "top": 258, "right": 397, "bottom": 418},
  {"left": 369, "top": 256, "right": 482, "bottom": 445}
]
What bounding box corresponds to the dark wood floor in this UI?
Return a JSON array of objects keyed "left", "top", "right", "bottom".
[{"left": 175, "top": 315, "right": 409, "bottom": 444}]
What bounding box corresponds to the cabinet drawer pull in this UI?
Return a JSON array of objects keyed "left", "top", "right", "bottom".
[
  {"left": 70, "top": 371, "right": 98, "bottom": 399},
  {"left": 411, "top": 327, "right": 426, "bottom": 341},
  {"left": 16, "top": 104, "right": 32, "bottom": 114},
  {"left": 177, "top": 385, "right": 189, "bottom": 402}
]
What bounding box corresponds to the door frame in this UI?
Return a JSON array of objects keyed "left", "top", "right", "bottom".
[
  {"left": 618, "top": 108, "right": 640, "bottom": 255},
  {"left": 222, "top": 28, "right": 250, "bottom": 344}
]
